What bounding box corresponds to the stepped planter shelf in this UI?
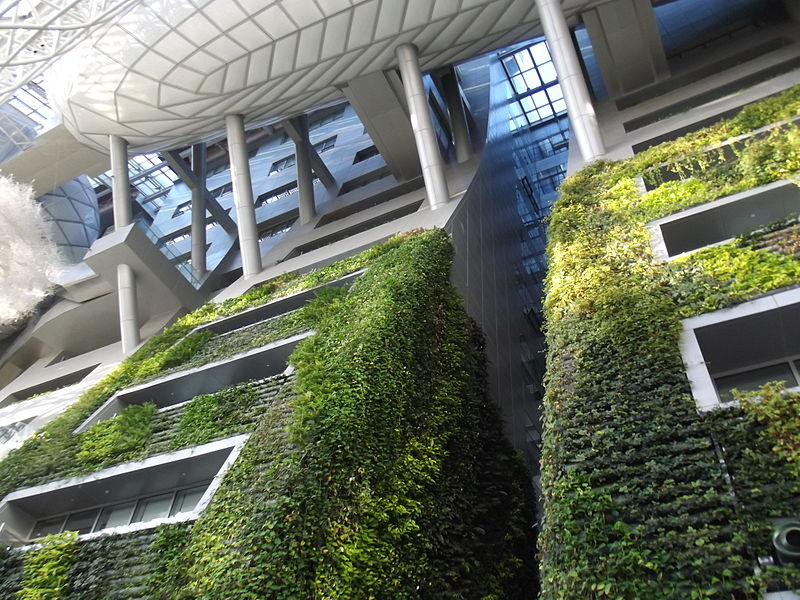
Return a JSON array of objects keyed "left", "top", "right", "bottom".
[
  {"left": 642, "top": 117, "right": 800, "bottom": 191},
  {"left": 75, "top": 332, "right": 312, "bottom": 433},
  {"left": 192, "top": 270, "right": 363, "bottom": 337},
  {"left": 648, "top": 180, "right": 800, "bottom": 260},
  {"left": 0, "top": 435, "right": 248, "bottom": 545}
]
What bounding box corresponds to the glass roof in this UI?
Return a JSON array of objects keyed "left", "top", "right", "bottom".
[{"left": 500, "top": 39, "right": 567, "bottom": 132}]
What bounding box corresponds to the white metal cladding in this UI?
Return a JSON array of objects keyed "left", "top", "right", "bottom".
[{"left": 37, "top": 0, "right": 607, "bottom": 153}]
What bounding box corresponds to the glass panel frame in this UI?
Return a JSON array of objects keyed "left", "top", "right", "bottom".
[
  {"left": 714, "top": 362, "right": 799, "bottom": 402},
  {"left": 95, "top": 501, "right": 136, "bottom": 531}
]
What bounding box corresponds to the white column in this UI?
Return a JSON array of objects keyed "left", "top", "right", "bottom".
[
  {"left": 117, "top": 263, "right": 139, "bottom": 354},
  {"left": 396, "top": 43, "right": 449, "bottom": 209},
  {"left": 441, "top": 70, "right": 472, "bottom": 163},
  {"left": 225, "top": 114, "right": 262, "bottom": 279},
  {"left": 535, "top": 0, "right": 605, "bottom": 162},
  {"left": 190, "top": 143, "right": 207, "bottom": 278},
  {"left": 109, "top": 135, "right": 132, "bottom": 227},
  {"left": 293, "top": 115, "right": 316, "bottom": 224}
]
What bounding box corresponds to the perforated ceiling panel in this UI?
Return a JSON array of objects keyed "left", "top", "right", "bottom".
[{"left": 45, "top": 0, "right": 603, "bottom": 153}]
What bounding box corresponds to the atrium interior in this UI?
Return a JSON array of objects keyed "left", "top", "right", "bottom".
[{"left": 0, "top": 0, "right": 798, "bottom": 597}]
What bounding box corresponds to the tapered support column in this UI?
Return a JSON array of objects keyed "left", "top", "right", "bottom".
[
  {"left": 535, "top": 0, "right": 605, "bottom": 162},
  {"left": 117, "top": 263, "right": 140, "bottom": 354},
  {"left": 225, "top": 114, "right": 262, "bottom": 279},
  {"left": 109, "top": 135, "right": 132, "bottom": 227},
  {"left": 190, "top": 143, "right": 207, "bottom": 278},
  {"left": 292, "top": 115, "right": 316, "bottom": 224},
  {"left": 441, "top": 70, "right": 472, "bottom": 163},
  {"left": 396, "top": 43, "right": 449, "bottom": 209}
]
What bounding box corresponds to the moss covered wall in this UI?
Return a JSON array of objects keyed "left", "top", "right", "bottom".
[
  {"left": 541, "top": 86, "right": 800, "bottom": 598},
  {"left": 0, "top": 230, "right": 538, "bottom": 600}
]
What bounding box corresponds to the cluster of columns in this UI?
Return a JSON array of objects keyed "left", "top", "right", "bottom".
[{"left": 108, "top": 3, "right": 605, "bottom": 354}]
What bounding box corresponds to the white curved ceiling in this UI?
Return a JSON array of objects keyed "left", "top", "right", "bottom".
[
  {"left": 0, "top": 0, "right": 141, "bottom": 104},
  {"left": 46, "top": 0, "right": 600, "bottom": 153}
]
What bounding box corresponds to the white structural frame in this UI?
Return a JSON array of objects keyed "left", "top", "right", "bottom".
[
  {"left": 647, "top": 180, "right": 800, "bottom": 262},
  {"left": 0, "top": 434, "right": 248, "bottom": 545},
  {"left": 0, "top": 0, "right": 139, "bottom": 105},
  {"left": 680, "top": 287, "right": 800, "bottom": 412}
]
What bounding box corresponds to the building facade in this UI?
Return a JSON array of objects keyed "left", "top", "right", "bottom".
[{"left": 0, "top": 0, "right": 798, "bottom": 597}]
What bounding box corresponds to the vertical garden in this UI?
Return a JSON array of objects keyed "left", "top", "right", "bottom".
[
  {"left": 540, "top": 85, "right": 800, "bottom": 598},
  {"left": 0, "top": 229, "right": 538, "bottom": 599}
]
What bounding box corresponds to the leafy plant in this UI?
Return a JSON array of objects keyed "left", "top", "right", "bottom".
[
  {"left": 737, "top": 383, "right": 800, "bottom": 475},
  {"left": 541, "top": 86, "right": 800, "bottom": 598},
  {"left": 76, "top": 403, "right": 156, "bottom": 468},
  {"left": 16, "top": 532, "right": 77, "bottom": 600},
  {"left": 0, "top": 230, "right": 537, "bottom": 600}
]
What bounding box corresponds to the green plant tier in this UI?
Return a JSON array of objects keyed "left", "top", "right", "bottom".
[
  {"left": 540, "top": 85, "right": 800, "bottom": 598},
  {"left": 0, "top": 229, "right": 538, "bottom": 600}
]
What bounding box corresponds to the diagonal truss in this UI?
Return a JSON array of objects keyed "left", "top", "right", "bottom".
[{"left": 0, "top": 0, "right": 140, "bottom": 105}]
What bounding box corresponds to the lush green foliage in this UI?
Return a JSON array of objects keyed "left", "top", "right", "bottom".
[
  {"left": 0, "top": 230, "right": 537, "bottom": 599},
  {"left": 76, "top": 403, "right": 156, "bottom": 468},
  {"left": 16, "top": 532, "right": 77, "bottom": 600},
  {"left": 738, "top": 384, "right": 800, "bottom": 476},
  {"left": 541, "top": 87, "right": 800, "bottom": 598},
  {"left": 0, "top": 236, "right": 403, "bottom": 499},
  {"left": 157, "top": 229, "right": 537, "bottom": 600},
  {"left": 169, "top": 384, "right": 259, "bottom": 450}
]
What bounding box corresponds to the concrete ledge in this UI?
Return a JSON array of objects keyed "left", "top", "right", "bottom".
[
  {"left": 648, "top": 180, "right": 800, "bottom": 261},
  {"left": 76, "top": 332, "right": 311, "bottom": 433},
  {"left": 0, "top": 435, "right": 247, "bottom": 545},
  {"left": 194, "top": 270, "right": 363, "bottom": 337}
]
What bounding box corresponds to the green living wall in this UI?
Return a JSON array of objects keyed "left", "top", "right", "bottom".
[
  {"left": 540, "top": 85, "right": 800, "bottom": 598},
  {"left": 0, "top": 230, "right": 538, "bottom": 599}
]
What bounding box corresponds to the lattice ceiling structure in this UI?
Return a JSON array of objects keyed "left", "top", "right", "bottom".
[
  {"left": 0, "top": 0, "right": 141, "bottom": 105},
  {"left": 38, "top": 0, "right": 604, "bottom": 154}
]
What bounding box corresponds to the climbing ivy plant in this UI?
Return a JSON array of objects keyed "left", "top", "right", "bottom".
[
  {"left": 0, "top": 230, "right": 538, "bottom": 599},
  {"left": 16, "top": 532, "right": 77, "bottom": 600},
  {"left": 541, "top": 85, "right": 800, "bottom": 598}
]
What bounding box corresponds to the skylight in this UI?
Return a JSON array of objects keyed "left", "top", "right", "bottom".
[{"left": 501, "top": 40, "right": 567, "bottom": 131}]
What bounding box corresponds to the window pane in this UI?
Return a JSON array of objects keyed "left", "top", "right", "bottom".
[
  {"left": 530, "top": 42, "right": 550, "bottom": 65},
  {"left": 132, "top": 493, "right": 174, "bottom": 523},
  {"left": 63, "top": 509, "right": 99, "bottom": 535},
  {"left": 522, "top": 70, "right": 541, "bottom": 90},
  {"left": 170, "top": 484, "right": 208, "bottom": 516},
  {"left": 31, "top": 516, "right": 65, "bottom": 539},
  {"left": 714, "top": 362, "right": 798, "bottom": 401},
  {"left": 95, "top": 501, "right": 135, "bottom": 531},
  {"left": 512, "top": 75, "right": 527, "bottom": 95},
  {"left": 516, "top": 49, "right": 535, "bottom": 71},
  {"left": 538, "top": 62, "right": 557, "bottom": 84},
  {"left": 520, "top": 96, "right": 535, "bottom": 112},
  {"left": 538, "top": 104, "right": 554, "bottom": 120},
  {"left": 502, "top": 56, "right": 520, "bottom": 75},
  {"left": 531, "top": 90, "right": 548, "bottom": 108},
  {"left": 547, "top": 83, "right": 564, "bottom": 101}
]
